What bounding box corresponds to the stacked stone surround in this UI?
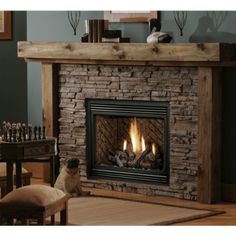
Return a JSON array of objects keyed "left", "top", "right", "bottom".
[{"left": 58, "top": 64, "right": 199, "bottom": 200}]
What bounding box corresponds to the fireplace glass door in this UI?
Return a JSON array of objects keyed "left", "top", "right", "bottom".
[{"left": 86, "top": 99, "right": 169, "bottom": 184}]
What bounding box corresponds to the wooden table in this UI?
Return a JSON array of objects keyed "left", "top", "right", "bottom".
[{"left": 0, "top": 138, "right": 56, "bottom": 194}]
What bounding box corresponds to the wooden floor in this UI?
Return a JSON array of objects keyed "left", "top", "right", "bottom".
[{"left": 32, "top": 178, "right": 236, "bottom": 225}]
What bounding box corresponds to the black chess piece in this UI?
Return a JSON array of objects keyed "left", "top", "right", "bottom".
[
  {"left": 22, "top": 124, "right": 26, "bottom": 141},
  {"left": 12, "top": 127, "right": 17, "bottom": 142},
  {"left": 28, "top": 125, "right": 32, "bottom": 141},
  {"left": 9, "top": 128, "right": 12, "bottom": 142},
  {"left": 18, "top": 127, "right": 22, "bottom": 142},
  {"left": 34, "top": 126, "right": 37, "bottom": 140},
  {"left": 38, "top": 126, "right": 41, "bottom": 140},
  {"left": 2, "top": 130, "right": 6, "bottom": 141},
  {"left": 42, "top": 126, "right": 46, "bottom": 139},
  {"left": 2, "top": 122, "right": 7, "bottom": 141}
]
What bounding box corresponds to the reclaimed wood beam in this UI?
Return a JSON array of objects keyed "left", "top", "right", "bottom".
[{"left": 18, "top": 42, "right": 231, "bottom": 62}]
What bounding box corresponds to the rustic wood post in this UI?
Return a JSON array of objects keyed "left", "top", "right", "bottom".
[
  {"left": 41, "top": 63, "right": 58, "bottom": 182},
  {"left": 198, "top": 67, "right": 222, "bottom": 203},
  {"left": 41, "top": 63, "right": 58, "bottom": 137}
]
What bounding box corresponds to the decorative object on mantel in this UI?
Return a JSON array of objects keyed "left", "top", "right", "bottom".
[
  {"left": 81, "top": 20, "right": 130, "bottom": 43},
  {"left": 149, "top": 18, "right": 161, "bottom": 33},
  {"left": 102, "top": 29, "right": 121, "bottom": 43},
  {"left": 102, "top": 29, "right": 130, "bottom": 43},
  {"left": 67, "top": 11, "right": 81, "bottom": 36},
  {"left": 147, "top": 18, "right": 172, "bottom": 43},
  {"left": 82, "top": 19, "right": 109, "bottom": 43},
  {"left": 0, "top": 121, "right": 46, "bottom": 143},
  {"left": 174, "top": 11, "right": 187, "bottom": 36},
  {"left": 104, "top": 11, "right": 159, "bottom": 23}
]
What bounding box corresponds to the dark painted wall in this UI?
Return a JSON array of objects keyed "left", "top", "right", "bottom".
[{"left": 0, "top": 11, "right": 27, "bottom": 125}]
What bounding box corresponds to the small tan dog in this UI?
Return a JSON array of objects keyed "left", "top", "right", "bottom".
[{"left": 54, "top": 158, "right": 90, "bottom": 197}]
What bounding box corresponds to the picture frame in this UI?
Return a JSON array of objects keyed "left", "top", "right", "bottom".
[
  {"left": 0, "top": 11, "right": 12, "bottom": 40},
  {"left": 104, "top": 11, "right": 159, "bottom": 23}
]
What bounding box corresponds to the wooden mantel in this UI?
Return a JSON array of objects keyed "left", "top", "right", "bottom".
[
  {"left": 17, "top": 42, "right": 236, "bottom": 204},
  {"left": 18, "top": 42, "right": 236, "bottom": 66}
]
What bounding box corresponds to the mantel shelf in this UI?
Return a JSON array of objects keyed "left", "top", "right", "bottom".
[{"left": 17, "top": 42, "right": 236, "bottom": 66}]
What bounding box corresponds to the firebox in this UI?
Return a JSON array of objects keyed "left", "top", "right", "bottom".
[{"left": 86, "top": 99, "right": 169, "bottom": 184}]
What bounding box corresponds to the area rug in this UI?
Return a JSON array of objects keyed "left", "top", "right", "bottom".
[{"left": 54, "top": 196, "right": 223, "bottom": 225}]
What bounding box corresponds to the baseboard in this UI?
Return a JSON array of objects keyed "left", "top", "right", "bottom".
[{"left": 222, "top": 183, "right": 236, "bottom": 202}]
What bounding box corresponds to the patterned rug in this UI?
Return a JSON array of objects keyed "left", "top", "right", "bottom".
[{"left": 54, "top": 196, "right": 223, "bottom": 225}]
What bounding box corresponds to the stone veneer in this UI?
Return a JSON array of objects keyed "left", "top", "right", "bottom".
[{"left": 58, "top": 64, "right": 199, "bottom": 200}]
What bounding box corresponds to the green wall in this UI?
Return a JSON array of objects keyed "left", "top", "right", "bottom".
[
  {"left": 27, "top": 11, "right": 104, "bottom": 125},
  {"left": 27, "top": 11, "right": 236, "bottom": 184},
  {"left": 0, "top": 11, "right": 27, "bottom": 124}
]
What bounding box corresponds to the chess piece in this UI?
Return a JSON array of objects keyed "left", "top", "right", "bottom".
[
  {"left": 9, "top": 128, "right": 12, "bottom": 142},
  {"left": 38, "top": 126, "right": 41, "bottom": 140},
  {"left": 18, "top": 127, "right": 22, "bottom": 142},
  {"left": 42, "top": 126, "right": 46, "bottom": 139},
  {"left": 34, "top": 126, "right": 37, "bottom": 140},
  {"left": 4, "top": 132, "right": 7, "bottom": 141},
  {"left": 2, "top": 121, "right": 7, "bottom": 141},
  {"left": 28, "top": 125, "right": 32, "bottom": 141},
  {"left": 12, "top": 123, "right": 17, "bottom": 142},
  {"left": 22, "top": 123, "right": 26, "bottom": 141}
]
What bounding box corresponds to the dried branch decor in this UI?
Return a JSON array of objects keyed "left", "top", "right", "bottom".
[
  {"left": 174, "top": 11, "right": 187, "bottom": 36},
  {"left": 67, "top": 11, "right": 81, "bottom": 35}
]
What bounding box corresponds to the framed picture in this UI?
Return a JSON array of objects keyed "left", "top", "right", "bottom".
[
  {"left": 0, "top": 11, "right": 12, "bottom": 40},
  {"left": 104, "top": 11, "right": 159, "bottom": 23}
]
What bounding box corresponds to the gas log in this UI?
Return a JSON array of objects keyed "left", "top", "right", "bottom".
[
  {"left": 108, "top": 153, "right": 123, "bottom": 167},
  {"left": 108, "top": 144, "right": 162, "bottom": 170},
  {"left": 129, "top": 145, "right": 151, "bottom": 168}
]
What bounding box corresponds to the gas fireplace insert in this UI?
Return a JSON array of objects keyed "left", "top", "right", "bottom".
[{"left": 86, "top": 99, "right": 169, "bottom": 184}]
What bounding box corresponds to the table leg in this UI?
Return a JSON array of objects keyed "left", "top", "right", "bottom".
[
  {"left": 50, "top": 156, "right": 55, "bottom": 187},
  {"left": 60, "top": 203, "right": 68, "bottom": 225},
  {"left": 6, "top": 161, "right": 14, "bottom": 194},
  {"left": 15, "top": 161, "right": 22, "bottom": 188},
  {"left": 50, "top": 215, "right": 55, "bottom": 225}
]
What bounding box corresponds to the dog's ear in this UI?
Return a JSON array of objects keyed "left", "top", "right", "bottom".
[{"left": 74, "top": 159, "right": 80, "bottom": 167}]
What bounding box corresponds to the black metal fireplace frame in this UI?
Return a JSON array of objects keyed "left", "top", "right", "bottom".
[{"left": 86, "top": 99, "right": 170, "bottom": 184}]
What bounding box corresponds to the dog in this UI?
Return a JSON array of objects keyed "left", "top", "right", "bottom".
[{"left": 54, "top": 158, "right": 90, "bottom": 197}]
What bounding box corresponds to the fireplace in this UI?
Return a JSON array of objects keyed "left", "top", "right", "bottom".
[
  {"left": 86, "top": 99, "right": 169, "bottom": 184},
  {"left": 18, "top": 42, "right": 230, "bottom": 203},
  {"left": 56, "top": 64, "right": 199, "bottom": 200}
]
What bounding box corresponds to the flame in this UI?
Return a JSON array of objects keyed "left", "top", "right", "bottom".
[
  {"left": 141, "top": 135, "right": 146, "bottom": 152},
  {"left": 123, "top": 139, "right": 127, "bottom": 151},
  {"left": 152, "top": 143, "right": 156, "bottom": 155},
  {"left": 129, "top": 118, "right": 146, "bottom": 154}
]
